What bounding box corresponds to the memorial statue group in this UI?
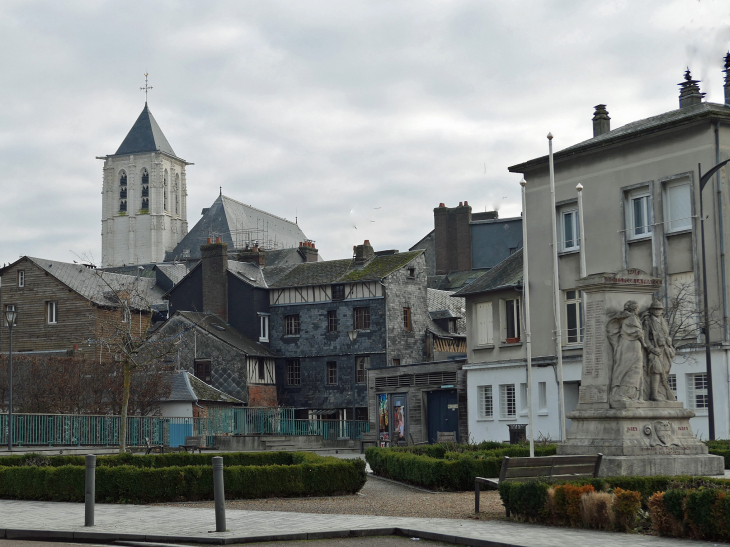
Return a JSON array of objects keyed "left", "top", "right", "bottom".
[{"left": 607, "top": 298, "right": 676, "bottom": 405}]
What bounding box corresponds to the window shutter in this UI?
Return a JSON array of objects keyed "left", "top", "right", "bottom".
[
  {"left": 476, "top": 302, "right": 493, "bottom": 345},
  {"left": 667, "top": 182, "right": 691, "bottom": 232}
]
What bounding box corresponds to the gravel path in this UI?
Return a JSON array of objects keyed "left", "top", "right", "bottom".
[{"left": 156, "top": 475, "right": 506, "bottom": 520}]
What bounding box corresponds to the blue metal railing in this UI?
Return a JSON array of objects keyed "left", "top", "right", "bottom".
[{"left": 0, "top": 409, "right": 370, "bottom": 447}]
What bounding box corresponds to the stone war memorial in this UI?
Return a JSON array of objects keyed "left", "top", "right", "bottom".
[{"left": 557, "top": 269, "right": 724, "bottom": 476}]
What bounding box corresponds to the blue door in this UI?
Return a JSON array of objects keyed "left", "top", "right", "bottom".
[
  {"left": 427, "top": 390, "right": 458, "bottom": 444},
  {"left": 169, "top": 421, "right": 193, "bottom": 447}
]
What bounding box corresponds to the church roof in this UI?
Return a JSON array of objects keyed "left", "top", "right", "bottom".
[
  {"left": 114, "top": 103, "right": 177, "bottom": 157},
  {"left": 165, "top": 194, "right": 307, "bottom": 261}
]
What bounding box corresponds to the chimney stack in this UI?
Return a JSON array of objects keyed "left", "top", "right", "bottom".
[
  {"left": 237, "top": 244, "right": 265, "bottom": 267},
  {"left": 592, "top": 104, "right": 611, "bottom": 137},
  {"left": 433, "top": 202, "right": 473, "bottom": 275},
  {"left": 678, "top": 68, "right": 705, "bottom": 108},
  {"left": 724, "top": 52, "right": 730, "bottom": 106},
  {"left": 298, "top": 241, "right": 319, "bottom": 263},
  {"left": 354, "top": 240, "right": 375, "bottom": 266},
  {"left": 201, "top": 239, "right": 228, "bottom": 321}
]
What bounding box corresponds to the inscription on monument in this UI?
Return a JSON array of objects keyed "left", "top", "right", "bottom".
[
  {"left": 578, "top": 384, "right": 608, "bottom": 404},
  {"left": 583, "top": 299, "right": 605, "bottom": 379}
]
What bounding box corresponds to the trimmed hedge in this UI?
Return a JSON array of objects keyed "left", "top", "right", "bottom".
[
  {"left": 0, "top": 452, "right": 366, "bottom": 503},
  {"left": 0, "top": 450, "right": 300, "bottom": 469},
  {"left": 365, "top": 445, "right": 557, "bottom": 490}
]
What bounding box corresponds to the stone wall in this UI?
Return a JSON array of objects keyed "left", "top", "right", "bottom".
[{"left": 384, "top": 253, "right": 428, "bottom": 366}]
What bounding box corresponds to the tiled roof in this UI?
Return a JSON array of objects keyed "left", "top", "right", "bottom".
[
  {"left": 175, "top": 311, "right": 275, "bottom": 357},
  {"left": 187, "top": 372, "right": 244, "bottom": 403},
  {"left": 427, "top": 288, "right": 466, "bottom": 335},
  {"left": 451, "top": 249, "right": 523, "bottom": 297},
  {"left": 227, "top": 261, "right": 268, "bottom": 288},
  {"left": 155, "top": 263, "right": 188, "bottom": 285},
  {"left": 163, "top": 371, "right": 243, "bottom": 404},
  {"left": 25, "top": 257, "right": 166, "bottom": 311},
  {"left": 268, "top": 251, "right": 423, "bottom": 288},
  {"left": 509, "top": 102, "right": 730, "bottom": 172},
  {"left": 166, "top": 194, "right": 307, "bottom": 261},
  {"left": 114, "top": 104, "right": 176, "bottom": 157}
]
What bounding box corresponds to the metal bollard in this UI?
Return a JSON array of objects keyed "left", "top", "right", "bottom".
[
  {"left": 212, "top": 456, "right": 226, "bottom": 532},
  {"left": 85, "top": 454, "right": 96, "bottom": 527}
]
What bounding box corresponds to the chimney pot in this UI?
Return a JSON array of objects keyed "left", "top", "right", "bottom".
[
  {"left": 592, "top": 104, "right": 611, "bottom": 137},
  {"left": 216, "top": 236, "right": 222, "bottom": 243},
  {"left": 464, "top": 200, "right": 469, "bottom": 206},
  {"left": 439, "top": 203, "right": 445, "bottom": 207},
  {"left": 458, "top": 202, "right": 463, "bottom": 206},
  {"left": 678, "top": 68, "right": 705, "bottom": 108},
  {"left": 207, "top": 237, "right": 212, "bottom": 244},
  {"left": 364, "top": 239, "right": 370, "bottom": 245}
]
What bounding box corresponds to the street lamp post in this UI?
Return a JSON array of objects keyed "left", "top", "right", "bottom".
[
  {"left": 4, "top": 308, "right": 17, "bottom": 452},
  {"left": 698, "top": 159, "right": 730, "bottom": 441}
]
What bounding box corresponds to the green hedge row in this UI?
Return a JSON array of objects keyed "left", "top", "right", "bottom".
[
  {"left": 366, "top": 447, "right": 500, "bottom": 490},
  {"left": 0, "top": 451, "right": 300, "bottom": 469},
  {"left": 0, "top": 455, "right": 366, "bottom": 503}
]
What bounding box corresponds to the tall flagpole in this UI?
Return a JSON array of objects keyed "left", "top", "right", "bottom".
[
  {"left": 548, "top": 133, "right": 567, "bottom": 441},
  {"left": 521, "top": 178, "right": 535, "bottom": 458}
]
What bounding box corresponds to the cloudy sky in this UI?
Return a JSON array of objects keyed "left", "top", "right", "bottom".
[{"left": 1, "top": 0, "right": 729, "bottom": 267}]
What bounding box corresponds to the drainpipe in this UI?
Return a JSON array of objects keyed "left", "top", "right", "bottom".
[{"left": 715, "top": 121, "right": 728, "bottom": 342}]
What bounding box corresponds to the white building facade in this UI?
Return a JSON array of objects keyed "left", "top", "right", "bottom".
[
  {"left": 459, "top": 64, "right": 730, "bottom": 443},
  {"left": 101, "top": 104, "right": 189, "bottom": 267}
]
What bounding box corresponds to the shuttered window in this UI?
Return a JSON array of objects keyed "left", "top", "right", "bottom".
[
  {"left": 478, "top": 386, "right": 493, "bottom": 419},
  {"left": 476, "top": 301, "right": 493, "bottom": 346}
]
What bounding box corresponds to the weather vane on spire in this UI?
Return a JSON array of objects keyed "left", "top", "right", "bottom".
[{"left": 140, "top": 73, "right": 153, "bottom": 104}]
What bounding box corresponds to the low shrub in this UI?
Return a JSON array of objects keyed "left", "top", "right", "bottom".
[
  {"left": 0, "top": 452, "right": 366, "bottom": 503},
  {"left": 580, "top": 491, "right": 614, "bottom": 530},
  {"left": 612, "top": 487, "right": 641, "bottom": 531},
  {"left": 554, "top": 484, "right": 595, "bottom": 526}
]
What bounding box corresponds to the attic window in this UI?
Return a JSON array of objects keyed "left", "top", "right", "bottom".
[
  {"left": 194, "top": 359, "right": 212, "bottom": 384},
  {"left": 332, "top": 284, "right": 345, "bottom": 301},
  {"left": 408, "top": 268, "right": 415, "bottom": 278}
]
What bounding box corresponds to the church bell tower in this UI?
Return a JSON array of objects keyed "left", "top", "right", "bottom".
[{"left": 100, "top": 99, "right": 189, "bottom": 267}]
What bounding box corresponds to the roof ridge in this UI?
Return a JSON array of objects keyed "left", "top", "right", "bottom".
[{"left": 221, "top": 194, "right": 298, "bottom": 228}]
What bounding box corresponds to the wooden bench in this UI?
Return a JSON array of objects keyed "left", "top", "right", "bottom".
[
  {"left": 180, "top": 435, "right": 203, "bottom": 454},
  {"left": 437, "top": 431, "right": 457, "bottom": 443},
  {"left": 144, "top": 437, "right": 164, "bottom": 455},
  {"left": 475, "top": 454, "right": 603, "bottom": 516}
]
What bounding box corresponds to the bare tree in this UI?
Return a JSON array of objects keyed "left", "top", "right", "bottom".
[
  {"left": 87, "top": 271, "right": 180, "bottom": 452},
  {"left": 662, "top": 277, "right": 724, "bottom": 356}
]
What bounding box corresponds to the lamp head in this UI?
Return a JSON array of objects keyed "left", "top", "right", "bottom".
[
  {"left": 576, "top": 183, "right": 583, "bottom": 192},
  {"left": 4, "top": 308, "right": 17, "bottom": 327},
  {"left": 547, "top": 132, "right": 553, "bottom": 140},
  {"left": 519, "top": 178, "right": 526, "bottom": 188}
]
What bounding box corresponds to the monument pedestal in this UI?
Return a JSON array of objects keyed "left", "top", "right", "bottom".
[
  {"left": 557, "top": 270, "right": 724, "bottom": 477},
  {"left": 557, "top": 401, "right": 724, "bottom": 476}
]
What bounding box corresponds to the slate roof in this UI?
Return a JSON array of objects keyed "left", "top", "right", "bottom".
[
  {"left": 166, "top": 195, "right": 307, "bottom": 261},
  {"left": 163, "top": 371, "right": 243, "bottom": 404},
  {"left": 227, "top": 261, "right": 268, "bottom": 288},
  {"left": 23, "top": 257, "right": 166, "bottom": 311},
  {"left": 114, "top": 104, "right": 177, "bottom": 157},
  {"left": 427, "top": 288, "right": 466, "bottom": 335},
  {"left": 429, "top": 269, "right": 487, "bottom": 291},
  {"left": 268, "top": 250, "right": 423, "bottom": 288},
  {"left": 175, "top": 311, "right": 275, "bottom": 357},
  {"left": 99, "top": 264, "right": 157, "bottom": 279},
  {"left": 451, "top": 249, "right": 523, "bottom": 297},
  {"left": 509, "top": 102, "right": 730, "bottom": 172},
  {"left": 154, "top": 263, "right": 189, "bottom": 286}
]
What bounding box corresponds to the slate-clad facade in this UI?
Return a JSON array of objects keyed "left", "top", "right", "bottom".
[{"left": 267, "top": 243, "right": 429, "bottom": 419}]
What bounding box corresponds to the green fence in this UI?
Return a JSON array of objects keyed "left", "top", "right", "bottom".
[{"left": 0, "top": 408, "right": 369, "bottom": 447}]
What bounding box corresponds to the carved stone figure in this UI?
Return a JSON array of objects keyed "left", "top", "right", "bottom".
[
  {"left": 642, "top": 299, "right": 676, "bottom": 402},
  {"left": 606, "top": 300, "right": 647, "bottom": 404}
]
